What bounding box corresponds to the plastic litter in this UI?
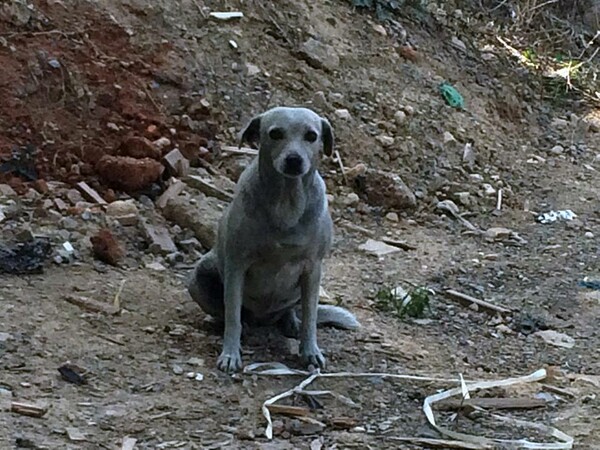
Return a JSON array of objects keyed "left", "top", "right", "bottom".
[
  {"left": 439, "top": 82, "right": 464, "bottom": 109},
  {"left": 536, "top": 209, "right": 576, "bottom": 224}
]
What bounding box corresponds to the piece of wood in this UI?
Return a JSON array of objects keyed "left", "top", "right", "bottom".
[
  {"left": 437, "top": 397, "right": 546, "bottom": 411},
  {"left": 156, "top": 179, "right": 185, "bottom": 209},
  {"left": 184, "top": 175, "right": 233, "bottom": 202},
  {"left": 64, "top": 295, "right": 120, "bottom": 315},
  {"left": 11, "top": 401, "right": 48, "bottom": 418},
  {"left": 444, "top": 289, "right": 511, "bottom": 315},
  {"left": 382, "top": 237, "right": 417, "bottom": 251},
  {"left": 266, "top": 404, "right": 311, "bottom": 417},
  {"left": 220, "top": 145, "right": 258, "bottom": 156},
  {"left": 76, "top": 181, "right": 107, "bottom": 205}
]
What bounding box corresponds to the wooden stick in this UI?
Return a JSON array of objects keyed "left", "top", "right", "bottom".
[
  {"left": 220, "top": 145, "right": 258, "bottom": 156},
  {"left": 184, "top": 175, "right": 233, "bottom": 202},
  {"left": 382, "top": 237, "right": 417, "bottom": 251},
  {"left": 64, "top": 295, "right": 120, "bottom": 315},
  {"left": 333, "top": 150, "right": 348, "bottom": 185},
  {"left": 444, "top": 289, "right": 511, "bottom": 315},
  {"left": 437, "top": 397, "right": 546, "bottom": 411},
  {"left": 11, "top": 401, "right": 48, "bottom": 418},
  {"left": 266, "top": 404, "right": 310, "bottom": 417}
]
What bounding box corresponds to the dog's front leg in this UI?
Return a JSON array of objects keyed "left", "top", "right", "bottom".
[
  {"left": 217, "top": 265, "right": 244, "bottom": 373},
  {"left": 299, "top": 263, "right": 325, "bottom": 369}
]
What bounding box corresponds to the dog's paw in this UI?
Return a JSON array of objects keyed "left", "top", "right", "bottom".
[
  {"left": 300, "top": 343, "right": 326, "bottom": 370},
  {"left": 217, "top": 350, "right": 243, "bottom": 373}
]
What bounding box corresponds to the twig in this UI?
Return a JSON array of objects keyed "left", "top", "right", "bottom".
[
  {"left": 381, "top": 237, "right": 417, "bottom": 251},
  {"left": 444, "top": 289, "right": 512, "bottom": 315},
  {"left": 64, "top": 295, "right": 120, "bottom": 315},
  {"left": 220, "top": 145, "right": 258, "bottom": 156},
  {"left": 114, "top": 280, "right": 126, "bottom": 310},
  {"left": 191, "top": 0, "right": 207, "bottom": 18},
  {"left": 437, "top": 397, "right": 546, "bottom": 411},
  {"left": 184, "top": 175, "right": 234, "bottom": 202}
]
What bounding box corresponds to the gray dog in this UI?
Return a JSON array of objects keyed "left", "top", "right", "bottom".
[{"left": 187, "top": 106, "right": 360, "bottom": 373}]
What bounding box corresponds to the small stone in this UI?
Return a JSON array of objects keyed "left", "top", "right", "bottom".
[
  {"left": 372, "top": 24, "right": 387, "bottom": 36},
  {"left": 300, "top": 38, "right": 340, "bottom": 71},
  {"left": 186, "top": 372, "right": 196, "bottom": 379},
  {"left": 106, "top": 200, "right": 139, "bottom": 226},
  {"left": 312, "top": 91, "right": 329, "bottom": 110},
  {"left": 385, "top": 212, "right": 399, "bottom": 222},
  {"left": 0, "top": 184, "right": 17, "bottom": 197},
  {"left": 549, "top": 145, "right": 564, "bottom": 155},
  {"left": 451, "top": 36, "right": 467, "bottom": 52},
  {"left": 153, "top": 137, "right": 171, "bottom": 151},
  {"left": 343, "top": 193, "right": 360, "bottom": 207},
  {"left": 163, "top": 149, "right": 190, "bottom": 177},
  {"left": 334, "top": 109, "right": 351, "bottom": 120},
  {"left": 194, "top": 373, "right": 204, "bottom": 382},
  {"left": 454, "top": 192, "right": 471, "bottom": 206},
  {"left": 376, "top": 135, "right": 394, "bottom": 147},
  {"left": 246, "top": 63, "right": 261, "bottom": 76},
  {"left": 551, "top": 118, "right": 569, "bottom": 129},
  {"left": 146, "top": 261, "right": 167, "bottom": 271},
  {"left": 482, "top": 183, "right": 496, "bottom": 196},
  {"left": 394, "top": 110, "right": 407, "bottom": 125},
  {"left": 172, "top": 365, "right": 183, "bottom": 375},
  {"left": 402, "top": 105, "right": 415, "bottom": 115},
  {"left": 469, "top": 174, "right": 483, "bottom": 183},
  {"left": 187, "top": 357, "right": 204, "bottom": 366},
  {"left": 443, "top": 131, "right": 456, "bottom": 144},
  {"left": 585, "top": 231, "right": 594, "bottom": 238},
  {"left": 359, "top": 239, "right": 401, "bottom": 257},
  {"left": 142, "top": 221, "right": 177, "bottom": 255}
]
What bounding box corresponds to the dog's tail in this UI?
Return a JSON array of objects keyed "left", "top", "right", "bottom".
[{"left": 317, "top": 305, "right": 360, "bottom": 330}]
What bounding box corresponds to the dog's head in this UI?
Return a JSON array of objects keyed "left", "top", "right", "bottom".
[{"left": 238, "top": 107, "right": 333, "bottom": 178}]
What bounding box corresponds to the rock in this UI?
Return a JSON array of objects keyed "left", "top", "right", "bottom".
[
  {"left": 334, "top": 109, "right": 351, "bottom": 120},
  {"left": 66, "top": 189, "right": 84, "bottom": 205},
  {"left": 454, "top": 192, "right": 471, "bottom": 206},
  {"left": 153, "top": 137, "right": 172, "bottom": 151},
  {"left": 482, "top": 183, "right": 496, "bottom": 196},
  {"left": 90, "top": 229, "right": 123, "bottom": 266},
  {"left": 551, "top": 118, "right": 569, "bottom": 130},
  {"left": 394, "top": 111, "right": 407, "bottom": 125},
  {"left": 118, "top": 136, "right": 161, "bottom": 160},
  {"left": 0, "top": 184, "right": 17, "bottom": 197},
  {"left": 372, "top": 23, "right": 387, "bottom": 36},
  {"left": 300, "top": 38, "right": 340, "bottom": 72},
  {"left": 246, "top": 63, "right": 261, "bottom": 76},
  {"left": 141, "top": 221, "right": 177, "bottom": 255},
  {"left": 178, "top": 238, "right": 202, "bottom": 253},
  {"left": 349, "top": 167, "right": 416, "bottom": 211},
  {"left": 343, "top": 193, "right": 360, "bottom": 207},
  {"left": 33, "top": 179, "right": 49, "bottom": 194},
  {"left": 469, "top": 174, "right": 483, "bottom": 183},
  {"left": 443, "top": 131, "right": 457, "bottom": 144},
  {"left": 359, "top": 239, "right": 401, "bottom": 257},
  {"left": 462, "top": 143, "right": 476, "bottom": 168},
  {"left": 585, "top": 231, "right": 594, "bottom": 239},
  {"left": 0, "top": 0, "right": 31, "bottom": 26},
  {"left": 163, "top": 149, "right": 190, "bottom": 177},
  {"left": 161, "top": 194, "right": 223, "bottom": 250},
  {"left": 96, "top": 155, "right": 164, "bottom": 193},
  {"left": 451, "top": 36, "right": 467, "bottom": 52},
  {"left": 485, "top": 227, "right": 512, "bottom": 239},
  {"left": 312, "top": 91, "right": 330, "bottom": 111},
  {"left": 106, "top": 200, "right": 139, "bottom": 226},
  {"left": 146, "top": 261, "right": 167, "bottom": 271},
  {"left": 376, "top": 135, "right": 394, "bottom": 147},
  {"left": 385, "top": 212, "right": 399, "bottom": 222},
  {"left": 532, "top": 330, "right": 575, "bottom": 349},
  {"left": 549, "top": 145, "right": 564, "bottom": 155},
  {"left": 172, "top": 364, "right": 183, "bottom": 375},
  {"left": 156, "top": 179, "right": 186, "bottom": 209}
]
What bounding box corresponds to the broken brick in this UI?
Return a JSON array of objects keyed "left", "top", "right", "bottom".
[
  {"left": 118, "top": 136, "right": 161, "bottom": 160},
  {"left": 96, "top": 155, "right": 164, "bottom": 193},
  {"left": 90, "top": 228, "right": 124, "bottom": 266}
]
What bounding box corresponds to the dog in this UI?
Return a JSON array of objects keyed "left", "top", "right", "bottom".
[{"left": 188, "top": 106, "right": 360, "bottom": 373}]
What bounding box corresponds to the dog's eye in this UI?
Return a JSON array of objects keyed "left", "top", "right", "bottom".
[
  {"left": 269, "top": 128, "right": 285, "bottom": 140},
  {"left": 304, "top": 131, "right": 318, "bottom": 143}
]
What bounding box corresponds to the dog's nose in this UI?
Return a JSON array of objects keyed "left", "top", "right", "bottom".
[{"left": 284, "top": 153, "right": 304, "bottom": 175}]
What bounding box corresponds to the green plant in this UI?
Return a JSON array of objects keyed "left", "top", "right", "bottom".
[{"left": 375, "top": 285, "right": 432, "bottom": 319}]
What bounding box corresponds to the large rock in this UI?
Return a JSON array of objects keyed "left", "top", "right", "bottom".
[
  {"left": 161, "top": 194, "right": 225, "bottom": 250},
  {"left": 96, "top": 155, "right": 163, "bottom": 192},
  {"left": 348, "top": 164, "right": 416, "bottom": 211},
  {"left": 299, "top": 38, "right": 340, "bottom": 72}
]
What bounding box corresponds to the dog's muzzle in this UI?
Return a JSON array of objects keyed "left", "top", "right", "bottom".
[{"left": 283, "top": 153, "right": 304, "bottom": 176}]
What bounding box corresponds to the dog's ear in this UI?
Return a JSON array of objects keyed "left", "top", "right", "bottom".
[
  {"left": 321, "top": 118, "right": 334, "bottom": 156},
  {"left": 238, "top": 114, "right": 262, "bottom": 148}
]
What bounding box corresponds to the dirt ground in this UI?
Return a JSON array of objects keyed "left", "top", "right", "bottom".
[{"left": 1, "top": 0, "right": 599, "bottom": 449}]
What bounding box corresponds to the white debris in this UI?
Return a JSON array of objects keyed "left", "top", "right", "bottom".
[{"left": 537, "top": 210, "right": 577, "bottom": 224}]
